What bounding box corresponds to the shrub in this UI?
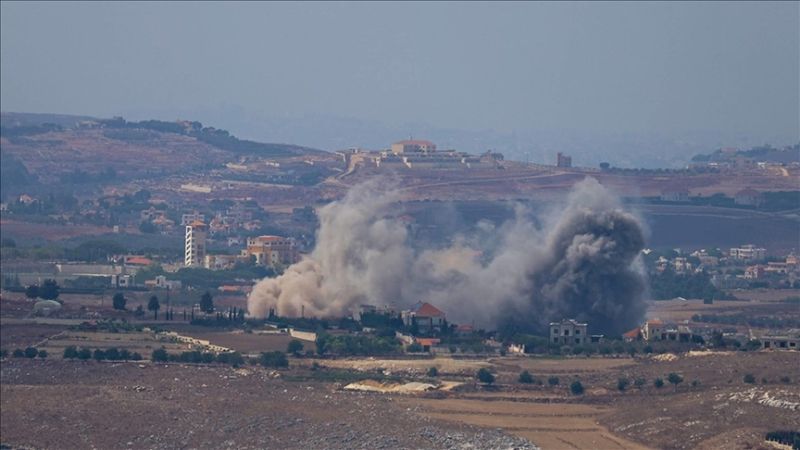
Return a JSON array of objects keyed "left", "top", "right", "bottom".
[
  {"left": 617, "top": 378, "right": 629, "bottom": 391},
  {"left": 570, "top": 380, "right": 585, "bottom": 395},
  {"left": 643, "top": 345, "right": 653, "bottom": 354},
  {"left": 287, "top": 339, "right": 304, "bottom": 355},
  {"left": 12, "top": 349, "right": 25, "bottom": 358},
  {"left": 691, "top": 380, "right": 700, "bottom": 387},
  {"left": 654, "top": 378, "right": 664, "bottom": 388},
  {"left": 518, "top": 370, "right": 534, "bottom": 384},
  {"left": 131, "top": 352, "right": 142, "bottom": 361},
  {"left": 761, "top": 377, "right": 769, "bottom": 384},
  {"left": 216, "top": 351, "right": 244, "bottom": 366},
  {"left": 77, "top": 348, "right": 92, "bottom": 360},
  {"left": 668, "top": 373, "right": 683, "bottom": 390},
  {"left": 743, "top": 373, "right": 756, "bottom": 384},
  {"left": 0, "top": 349, "right": 7, "bottom": 358},
  {"left": 37, "top": 350, "right": 48, "bottom": 359},
  {"left": 634, "top": 377, "right": 647, "bottom": 388},
  {"left": 407, "top": 342, "right": 424, "bottom": 353},
  {"left": 427, "top": 367, "right": 439, "bottom": 377},
  {"left": 548, "top": 376, "right": 560, "bottom": 386},
  {"left": 151, "top": 348, "right": 169, "bottom": 362},
  {"left": 93, "top": 349, "right": 106, "bottom": 361},
  {"left": 259, "top": 351, "right": 289, "bottom": 368},
  {"left": 780, "top": 376, "right": 791, "bottom": 384},
  {"left": 24, "top": 347, "right": 38, "bottom": 358},
  {"left": 477, "top": 368, "right": 495, "bottom": 384},
  {"left": 63, "top": 346, "right": 78, "bottom": 359},
  {"left": 105, "top": 347, "right": 120, "bottom": 361}
]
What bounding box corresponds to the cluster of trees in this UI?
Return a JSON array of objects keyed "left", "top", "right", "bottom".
[
  {"left": 8, "top": 347, "right": 47, "bottom": 358},
  {"left": 63, "top": 346, "right": 142, "bottom": 361},
  {"left": 151, "top": 348, "right": 245, "bottom": 366},
  {"left": 24, "top": 279, "right": 60, "bottom": 300},
  {"left": 315, "top": 333, "right": 401, "bottom": 356},
  {"left": 765, "top": 431, "right": 800, "bottom": 449},
  {"left": 259, "top": 351, "right": 289, "bottom": 368},
  {"left": 649, "top": 268, "right": 732, "bottom": 301},
  {"left": 692, "top": 313, "right": 800, "bottom": 329}
]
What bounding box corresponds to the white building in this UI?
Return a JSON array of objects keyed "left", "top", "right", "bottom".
[
  {"left": 550, "top": 319, "right": 588, "bottom": 345},
  {"left": 729, "top": 244, "right": 766, "bottom": 261},
  {"left": 185, "top": 220, "right": 208, "bottom": 267}
]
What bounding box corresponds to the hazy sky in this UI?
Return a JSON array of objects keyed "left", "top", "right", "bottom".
[{"left": 2, "top": 1, "right": 798, "bottom": 141}]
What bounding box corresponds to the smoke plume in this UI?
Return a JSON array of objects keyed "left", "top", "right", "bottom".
[{"left": 248, "top": 177, "right": 646, "bottom": 336}]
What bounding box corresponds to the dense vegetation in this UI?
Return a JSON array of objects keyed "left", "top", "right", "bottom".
[{"left": 648, "top": 269, "right": 733, "bottom": 301}]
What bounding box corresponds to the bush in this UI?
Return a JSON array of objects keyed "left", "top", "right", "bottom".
[
  {"left": 0, "top": 349, "right": 7, "bottom": 358},
  {"left": 119, "top": 349, "right": 131, "bottom": 360},
  {"left": 654, "top": 378, "right": 664, "bottom": 388},
  {"left": 477, "top": 368, "right": 495, "bottom": 384},
  {"left": 24, "top": 347, "right": 38, "bottom": 358},
  {"left": 427, "top": 367, "right": 439, "bottom": 377},
  {"left": 37, "top": 350, "right": 48, "bottom": 358},
  {"left": 691, "top": 380, "right": 700, "bottom": 387},
  {"left": 548, "top": 376, "right": 560, "bottom": 386},
  {"left": 617, "top": 378, "right": 630, "bottom": 391},
  {"left": 216, "top": 351, "right": 244, "bottom": 366},
  {"left": 287, "top": 339, "right": 304, "bottom": 355},
  {"left": 112, "top": 292, "right": 126, "bottom": 310},
  {"left": 105, "top": 347, "right": 120, "bottom": 361},
  {"left": 131, "top": 352, "right": 142, "bottom": 361},
  {"left": 77, "top": 348, "right": 92, "bottom": 360},
  {"left": 63, "top": 346, "right": 78, "bottom": 359},
  {"left": 259, "top": 351, "right": 289, "bottom": 368},
  {"left": 12, "top": 349, "right": 25, "bottom": 358},
  {"left": 407, "top": 342, "right": 424, "bottom": 353},
  {"left": 780, "top": 376, "right": 791, "bottom": 384},
  {"left": 151, "top": 348, "right": 169, "bottom": 362},
  {"left": 93, "top": 349, "right": 106, "bottom": 361},
  {"left": 743, "top": 373, "right": 756, "bottom": 384},
  {"left": 668, "top": 373, "right": 683, "bottom": 390},
  {"left": 634, "top": 377, "right": 646, "bottom": 388},
  {"left": 570, "top": 380, "right": 585, "bottom": 395},
  {"left": 518, "top": 370, "right": 534, "bottom": 384}
]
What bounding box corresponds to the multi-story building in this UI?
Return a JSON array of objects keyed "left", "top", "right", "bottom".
[
  {"left": 729, "top": 244, "right": 766, "bottom": 261},
  {"left": 550, "top": 319, "right": 588, "bottom": 345},
  {"left": 181, "top": 211, "right": 206, "bottom": 226},
  {"left": 401, "top": 302, "right": 446, "bottom": 333},
  {"left": 184, "top": 220, "right": 207, "bottom": 267},
  {"left": 556, "top": 152, "right": 572, "bottom": 168},
  {"left": 390, "top": 139, "right": 436, "bottom": 155},
  {"left": 241, "top": 235, "right": 298, "bottom": 268}
]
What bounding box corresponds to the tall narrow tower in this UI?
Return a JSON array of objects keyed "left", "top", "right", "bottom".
[{"left": 185, "top": 220, "right": 207, "bottom": 267}]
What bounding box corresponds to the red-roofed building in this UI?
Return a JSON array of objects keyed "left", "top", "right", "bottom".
[
  {"left": 622, "top": 327, "right": 642, "bottom": 342},
  {"left": 402, "top": 301, "right": 446, "bottom": 333},
  {"left": 125, "top": 256, "right": 153, "bottom": 266}
]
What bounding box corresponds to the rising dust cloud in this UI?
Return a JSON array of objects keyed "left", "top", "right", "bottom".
[{"left": 248, "top": 178, "right": 646, "bottom": 335}]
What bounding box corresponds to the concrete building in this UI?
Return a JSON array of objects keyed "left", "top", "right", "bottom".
[
  {"left": 550, "top": 319, "right": 588, "bottom": 345},
  {"left": 641, "top": 319, "right": 665, "bottom": 341},
  {"left": 759, "top": 335, "right": 799, "bottom": 350},
  {"left": 556, "top": 152, "right": 572, "bottom": 168},
  {"left": 184, "top": 220, "right": 208, "bottom": 267},
  {"left": 181, "top": 211, "right": 206, "bottom": 226},
  {"left": 241, "top": 235, "right": 298, "bottom": 268},
  {"left": 660, "top": 188, "right": 690, "bottom": 202},
  {"left": 391, "top": 139, "right": 436, "bottom": 155},
  {"left": 730, "top": 244, "right": 767, "bottom": 261}
]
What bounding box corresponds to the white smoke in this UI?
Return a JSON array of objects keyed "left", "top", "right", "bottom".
[{"left": 247, "top": 177, "right": 647, "bottom": 334}]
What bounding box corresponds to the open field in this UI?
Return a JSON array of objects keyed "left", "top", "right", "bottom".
[{"left": 176, "top": 329, "right": 294, "bottom": 354}]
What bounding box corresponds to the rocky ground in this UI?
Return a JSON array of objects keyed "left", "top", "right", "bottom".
[{"left": 0, "top": 359, "right": 535, "bottom": 450}]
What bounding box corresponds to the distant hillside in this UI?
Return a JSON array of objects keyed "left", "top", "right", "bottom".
[
  {"left": 0, "top": 112, "right": 330, "bottom": 192},
  {"left": 691, "top": 144, "right": 800, "bottom": 165}
]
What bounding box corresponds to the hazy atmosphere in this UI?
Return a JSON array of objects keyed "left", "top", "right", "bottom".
[{"left": 2, "top": 1, "right": 798, "bottom": 166}]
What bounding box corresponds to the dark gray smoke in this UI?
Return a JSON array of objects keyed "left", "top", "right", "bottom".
[{"left": 248, "top": 177, "right": 646, "bottom": 336}]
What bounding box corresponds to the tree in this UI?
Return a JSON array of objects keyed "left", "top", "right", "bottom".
[
  {"left": 654, "top": 378, "right": 664, "bottom": 388},
  {"left": 25, "top": 284, "right": 39, "bottom": 299},
  {"left": 39, "top": 279, "right": 60, "bottom": 300},
  {"left": 93, "top": 349, "right": 106, "bottom": 361},
  {"left": 12, "top": 349, "right": 25, "bottom": 358},
  {"left": 599, "top": 162, "right": 610, "bottom": 170},
  {"left": 315, "top": 333, "right": 330, "bottom": 355},
  {"left": 634, "top": 377, "right": 647, "bottom": 388},
  {"left": 112, "top": 292, "right": 127, "bottom": 310},
  {"left": 259, "top": 351, "right": 289, "bottom": 368},
  {"left": 151, "top": 348, "right": 169, "bottom": 362},
  {"left": 570, "top": 380, "right": 585, "bottom": 395},
  {"left": 37, "top": 349, "right": 48, "bottom": 358},
  {"left": 477, "top": 368, "right": 495, "bottom": 385},
  {"left": 24, "top": 347, "right": 38, "bottom": 358},
  {"left": 617, "top": 378, "right": 630, "bottom": 391},
  {"left": 548, "top": 376, "right": 560, "bottom": 386},
  {"left": 200, "top": 291, "right": 214, "bottom": 313},
  {"left": 287, "top": 339, "right": 304, "bottom": 355},
  {"left": 77, "top": 348, "right": 92, "bottom": 360},
  {"left": 667, "top": 373, "right": 683, "bottom": 391},
  {"left": 743, "top": 373, "right": 756, "bottom": 384},
  {"left": 427, "top": 367, "right": 439, "bottom": 377},
  {"left": 518, "top": 370, "right": 534, "bottom": 384},
  {"left": 147, "top": 295, "right": 160, "bottom": 319}
]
